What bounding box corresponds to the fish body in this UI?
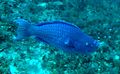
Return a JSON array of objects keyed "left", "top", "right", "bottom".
[{"left": 14, "top": 19, "right": 99, "bottom": 54}]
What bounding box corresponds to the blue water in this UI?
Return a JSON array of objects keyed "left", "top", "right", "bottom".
[{"left": 0, "top": 0, "right": 120, "bottom": 74}]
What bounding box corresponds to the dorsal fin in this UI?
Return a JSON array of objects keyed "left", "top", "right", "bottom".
[{"left": 36, "top": 20, "right": 79, "bottom": 29}]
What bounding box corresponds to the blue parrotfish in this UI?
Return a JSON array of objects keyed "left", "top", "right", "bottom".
[{"left": 14, "top": 19, "right": 99, "bottom": 54}]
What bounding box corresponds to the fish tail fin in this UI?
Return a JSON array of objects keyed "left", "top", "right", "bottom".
[{"left": 14, "top": 19, "right": 32, "bottom": 40}]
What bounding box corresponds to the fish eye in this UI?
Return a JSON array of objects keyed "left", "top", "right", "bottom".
[{"left": 85, "top": 42, "right": 94, "bottom": 48}]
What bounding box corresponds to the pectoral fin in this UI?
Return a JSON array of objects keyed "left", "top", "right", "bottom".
[{"left": 64, "top": 38, "right": 74, "bottom": 48}]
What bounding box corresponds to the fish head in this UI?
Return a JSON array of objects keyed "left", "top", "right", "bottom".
[{"left": 74, "top": 39, "right": 99, "bottom": 54}]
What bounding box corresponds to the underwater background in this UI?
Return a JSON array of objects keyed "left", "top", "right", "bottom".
[{"left": 0, "top": 0, "right": 120, "bottom": 74}]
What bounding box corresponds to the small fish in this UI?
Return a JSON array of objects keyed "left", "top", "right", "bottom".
[{"left": 14, "top": 19, "right": 99, "bottom": 54}]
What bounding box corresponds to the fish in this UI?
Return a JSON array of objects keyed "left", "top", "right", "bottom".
[{"left": 14, "top": 19, "right": 99, "bottom": 54}]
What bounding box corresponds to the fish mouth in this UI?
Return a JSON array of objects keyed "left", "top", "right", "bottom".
[{"left": 93, "top": 40, "right": 100, "bottom": 48}]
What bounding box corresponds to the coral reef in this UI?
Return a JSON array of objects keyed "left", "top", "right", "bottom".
[{"left": 0, "top": 0, "right": 120, "bottom": 74}]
